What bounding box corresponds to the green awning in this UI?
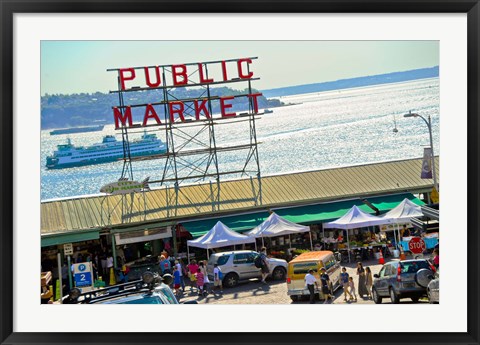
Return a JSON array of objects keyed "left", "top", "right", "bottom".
[
  {"left": 362, "top": 193, "right": 425, "bottom": 213},
  {"left": 181, "top": 193, "right": 424, "bottom": 238},
  {"left": 41, "top": 229, "right": 100, "bottom": 247},
  {"left": 182, "top": 199, "right": 370, "bottom": 238},
  {"left": 275, "top": 199, "right": 371, "bottom": 225},
  {"left": 182, "top": 211, "right": 271, "bottom": 238}
]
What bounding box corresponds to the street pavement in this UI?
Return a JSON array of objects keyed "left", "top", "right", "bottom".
[{"left": 177, "top": 256, "right": 430, "bottom": 305}]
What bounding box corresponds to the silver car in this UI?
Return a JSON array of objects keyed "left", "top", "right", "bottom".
[
  {"left": 207, "top": 250, "right": 288, "bottom": 288},
  {"left": 372, "top": 259, "right": 435, "bottom": 304}
]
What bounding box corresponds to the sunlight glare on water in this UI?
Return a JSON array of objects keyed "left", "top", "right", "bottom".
[{"left": 41, "top": 78, "right": 439, "bottom": 201}]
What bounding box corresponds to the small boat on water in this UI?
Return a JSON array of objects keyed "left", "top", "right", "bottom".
[
  {"left": 46, "top": 131, "right": 166, "bottom": 169},
  {"left": 49, "top": 125, "right": 104, "bottom": 135}
]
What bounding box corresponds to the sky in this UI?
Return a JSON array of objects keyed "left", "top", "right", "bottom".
[{"left": 41, "top": 41, "right": 438, "bottom": 96}]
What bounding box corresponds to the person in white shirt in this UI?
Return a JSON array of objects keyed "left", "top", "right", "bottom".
[
  {"left": 175, "top": 259, "right": 185, "bottom": 292},
  {"left": 106, "top": 254, "right": 114, "bottom": 286},
  {"left": 213, "top": 264, "right": 223, "bottom": 293},
  {"left": 304, "top": 269, "right": 319, "bottom": 304}
]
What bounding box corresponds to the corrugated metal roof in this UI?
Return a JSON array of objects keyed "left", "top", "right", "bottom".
[{"left": 41, "top": 157, "right": 438, "bottom": 235}]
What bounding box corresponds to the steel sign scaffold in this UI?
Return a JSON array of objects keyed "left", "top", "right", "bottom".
[{"left": 101, "top": 57, "right": 264, "bottom": 225}]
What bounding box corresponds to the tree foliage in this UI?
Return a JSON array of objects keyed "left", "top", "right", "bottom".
[{"left": 41, "top": 87, "right": 282, "bottom": 129}]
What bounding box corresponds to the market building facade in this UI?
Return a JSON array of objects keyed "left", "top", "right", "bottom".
[{"left": 41, "top": 156, "right": 439, "bottom": 283}]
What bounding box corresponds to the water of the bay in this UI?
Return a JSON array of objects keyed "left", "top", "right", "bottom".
[{"left": 41, "top": 78, "right": 439, "bottom": 201}]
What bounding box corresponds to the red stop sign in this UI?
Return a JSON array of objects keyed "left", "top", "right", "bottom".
[{"left": 408, "top": 237, "right": 426, "bottom": 254}]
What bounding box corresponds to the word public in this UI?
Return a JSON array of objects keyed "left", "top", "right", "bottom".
[{"left": 112, "top": 58, "right": 263, "bottom": 129}]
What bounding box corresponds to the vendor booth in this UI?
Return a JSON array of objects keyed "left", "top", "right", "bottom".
[
  {"left": 187, "top": 221, "right": 256, "bottom": 261},
  {"left": 324, "top": 205, "right": 393, "bottom": 262},
  {"left": 381, "top": 197, "right": 424, "bottom": 248},
  {"left": 246, "top": 212, "right": 313, "bottom": 250}
]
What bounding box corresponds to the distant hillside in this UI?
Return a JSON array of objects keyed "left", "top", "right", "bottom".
[
  {"left": 41, "top": 87, "right": 282, "bottom": 130},
  {"left": 261, "top": 66, "right": 439, "bottom": 98}
]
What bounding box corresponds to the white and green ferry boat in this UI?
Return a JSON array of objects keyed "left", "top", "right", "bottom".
[{"left": 46, "top": 132, "right": 166, "bottom": 169}]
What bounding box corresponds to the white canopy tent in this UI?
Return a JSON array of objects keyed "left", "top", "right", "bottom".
[
  {"left": 324, "top": 205, "right": 393, "bottom": 262},
  {"left": 187, "top": 221, "right": 256, "bottom": 261},
  {"left": 382, "top": 198, "right": 424, "bottom": 247},
  {"left": 246, "top": 212, "right": 313, "bottom": 250}
]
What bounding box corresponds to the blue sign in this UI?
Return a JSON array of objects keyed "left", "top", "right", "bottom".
[{"left": 74, "top": 272, "right": 92, "bottom": 287}]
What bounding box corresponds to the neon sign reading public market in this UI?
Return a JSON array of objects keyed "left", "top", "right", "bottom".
[{"left": 110, "top": 57, "right": 263, "bottom": 129}]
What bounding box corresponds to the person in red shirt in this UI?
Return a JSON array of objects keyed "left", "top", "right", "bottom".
[
  {"left": 432, "top": 248, "right": 439, "bottom": 269},
  {"left": 195, "top": 268, "right": 205, "bottom": 296},
  {"left": 187, "top": 260, "right": 199, "bottom": 293}
]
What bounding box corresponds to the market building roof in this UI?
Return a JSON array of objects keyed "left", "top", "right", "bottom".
[{"left": 41, "top": 156, "right": 438, "bottom": 240}]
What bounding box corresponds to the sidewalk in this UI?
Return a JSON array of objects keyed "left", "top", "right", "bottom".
[{"left": 181, "top": 254, "right": 433, "bottom": 305}]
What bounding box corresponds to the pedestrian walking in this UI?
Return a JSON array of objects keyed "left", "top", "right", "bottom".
[
  {"left": 159, "top": 255, "right": 172, "bottom": 275},
  {"left": 61, "top": 261, "right": 70, "bottom": 295},
  {"left": 195, "top": 268, "right": 205, "bottom": 295},
  {"left": 340, "top": 267, "right": 353, "bottom": 302},
  {"left": 259, "top": 247, "right": 269, "bottom": 284},
  {"left": 175, "top": 259, "right": 186, "bottom": 292},
  {"left": 173, "top": 265, "right": 182, "bottom": 295},
  {"left": 348, "top": 277, "right": 357, "bottom": 301},
  {"left": 304, "top": 269, "right": 319, "bottom": 304},
  {"left": 213, "top": 263, "right": 223, "bottom": 293},
  {"left": 365, "top": 266, "right": 373, "bottom": 299},
  {"left": 106, "top": 252, "right": 114, "bottom": 286},
  {"left": 100, "top": 254, "right": 107, "bottom": 281},
  {"left": 356, "top": 262, "right": 368, "bottom": 298},
  {"left": 319, "top": 267, "right": 333, "bottom": 303},
  {"left": 187, "top": 260, "right": 199, "bottom": 292},
  {"left": 199, "top": 261, "right": 209, "bottom": 295}
]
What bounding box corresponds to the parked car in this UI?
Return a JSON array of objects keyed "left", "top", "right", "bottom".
[
  {"left": 286, "top": 250, "right": 341, "bottom": 301},
  {"left": 63, "top": 271, "right": 197, "bottom": 304},
  {"left": 372, "top": 259, "right": 435, "bottom": 304},
  {"left": 207, "top": 250, "right": 287, "bottom": 288},
  {"left": 427, "top": 270, "right": 439, "bottom": 303}
]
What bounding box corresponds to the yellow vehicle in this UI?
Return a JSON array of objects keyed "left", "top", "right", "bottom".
[{"left": 286, "top": 251, "right": 341, "bottom": 301}]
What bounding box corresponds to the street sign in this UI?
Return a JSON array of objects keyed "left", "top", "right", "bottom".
[
  {"left": 73, "top": 262, "right": 93, "bottom": 288},
  {"left": 408, "top": 237, "right": 426, "bottom": 254},
  {"left": 64, "top": 243, "right": 73, "bottom": 256}
]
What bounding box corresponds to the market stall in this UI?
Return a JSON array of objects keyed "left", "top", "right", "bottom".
[
  {"left": 382, "top": 198, "right": 424, "bottom": 248},
  {"left": 324, "top": 205, "right": 393, "bottom": 262},
  {"left": 246, "top": 212, "right": 313, "bottom": 250},
  {"left": 186, "top": 221, "right": 256, "bottom": 261}
]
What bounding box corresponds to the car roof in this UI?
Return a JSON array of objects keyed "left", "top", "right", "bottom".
[
  {"left": 98, "top": 293, "right": 159, "bottom": 304},
  {"left": 289, "top": 251, "right": 333, "bottom": 263},
  {"left": 384, "top": 259, "right": 428, "bottom": 266},
  {"left": 211, "top": 250, "right": 255, "bottom": 257}
]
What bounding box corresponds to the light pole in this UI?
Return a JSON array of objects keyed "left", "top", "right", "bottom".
[{"left": 404, "top": 110, "right": 438, "bottom": 192}]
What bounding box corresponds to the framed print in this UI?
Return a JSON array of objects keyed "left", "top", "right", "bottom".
[{"left": 1, "top": 1, "right": 479, "bottom": 345}]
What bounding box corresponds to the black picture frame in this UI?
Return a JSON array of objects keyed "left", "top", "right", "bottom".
[{"left": 1, "top": 1, "right": 479, "bottom": 345}]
